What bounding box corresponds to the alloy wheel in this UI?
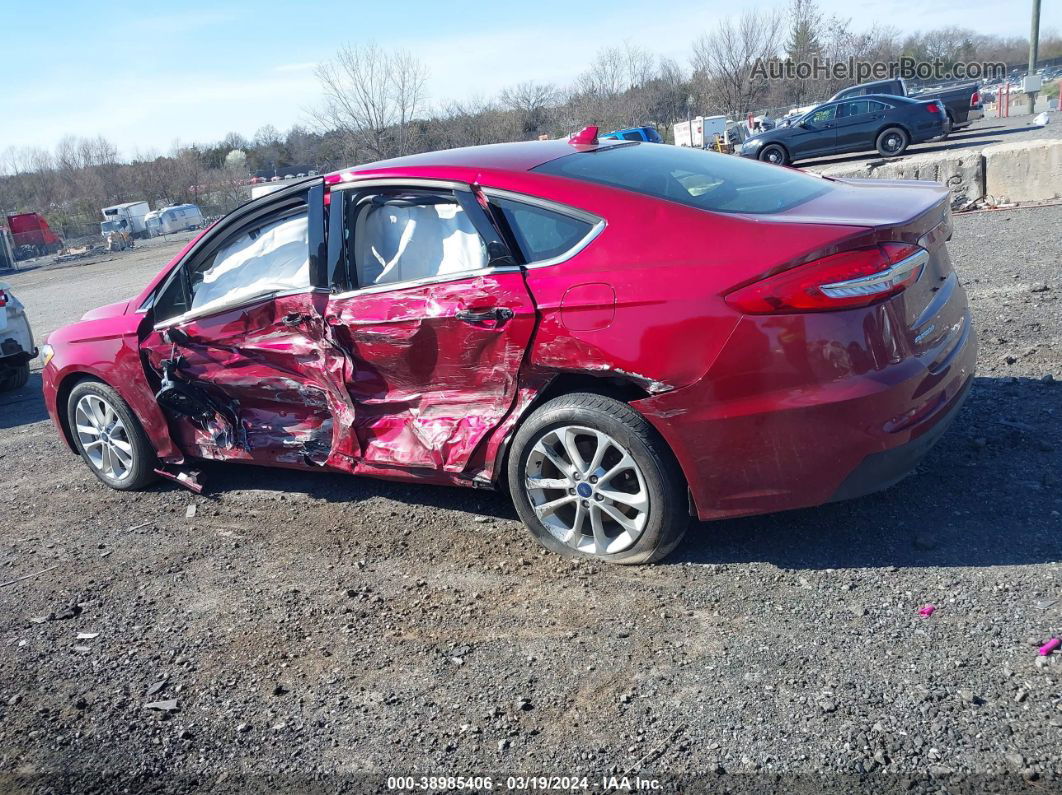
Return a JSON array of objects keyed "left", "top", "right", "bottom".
[
  {"left": 524, "top": 425, "right": 649, "bottom": 555},
  {"left": 74, "top": 394, "right": 134, "bottom": 481},
  {"left": 884, "top": 134, "right": 902, "bottom": 153}
]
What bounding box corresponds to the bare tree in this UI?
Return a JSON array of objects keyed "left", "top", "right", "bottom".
[
  {"left": 691, "top": 10, "right": 783, "bottom": 117},
  {"left": 499, "top": 82, "right": 557, "bottom": 137},
  {"left": 315, "top": 42, "right": 428, "bottom": 162}
]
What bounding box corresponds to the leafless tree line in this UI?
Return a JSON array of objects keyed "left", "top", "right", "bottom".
[{"left": 2, "top": 8, "right": 1059, "bottom": 243}]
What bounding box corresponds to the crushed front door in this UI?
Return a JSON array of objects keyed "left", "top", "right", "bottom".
[{"left": 138, "top": 181, "right": 349, "bottom": 469}]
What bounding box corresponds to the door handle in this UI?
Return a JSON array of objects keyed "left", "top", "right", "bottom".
[
  {"left": 455, "top": 307, "right": 514, "bottom": 324},
  {"left": 283, "top": 312, "right": 306, "bottom": 327}
]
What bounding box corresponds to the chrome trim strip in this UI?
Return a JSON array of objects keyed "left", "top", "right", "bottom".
[
  {"left": 480, "top": 187, "right": 605, "bottom": 270},
  {"left": 820, "top": 249, "right": 929, "bottom": 298},
  {"left": 329, "top": 177, "right": 468, "bottom": 192},
  {"left": 329, "top": 266, "right": 523, "bottom": 300}
]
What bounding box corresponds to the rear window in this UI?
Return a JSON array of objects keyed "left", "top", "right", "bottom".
[
  {"left": 491, "top": 197, "right": 593, "bottom": 264},
  {"left": 534, "top": 143, "right": 831, "bottom": 215}
]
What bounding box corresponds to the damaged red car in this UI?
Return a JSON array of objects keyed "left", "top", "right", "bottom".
[{"left": 40, "top": 129, "right": 975, "bottom": 564}]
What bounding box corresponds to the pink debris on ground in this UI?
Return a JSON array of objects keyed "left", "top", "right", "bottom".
[
  {"left": 918, "top": 604, "right": 936, "bottom": 617},
  {"left": 1040, "top": 637, "right": 1061, "bottom": 656}
]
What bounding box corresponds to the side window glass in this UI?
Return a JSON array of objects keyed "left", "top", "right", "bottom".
[
  {"left": 840, "top": 100, "right": 870, "bottom": 117},
  {"left": 492, "top": 197, "right": 593, "bottom": 264},
  {"left": 348, "top": 193, "right": 487, "bottom": 288},
  {"left": 869, "top": 100, "right": 888, "bottom": 111},
  {"left": 188, "top": 211, "right": 310, "bottom": 314},
  {"left": 810, "top": 105, "right": 837, "bottom": 123},
  {"left": 621, "top": 131, "right": 643, "bottom": 141}
]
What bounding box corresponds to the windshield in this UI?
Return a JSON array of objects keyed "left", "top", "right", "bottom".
[
  {"left": 101, "top": 220, "right": 121, "bottom": 233},
  {"left": 534, "top": 143, "right": 832, "bottom": 214}
]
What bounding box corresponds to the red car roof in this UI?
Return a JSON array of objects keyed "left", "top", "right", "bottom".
[{"left": 325, "top": 139, "right": 624, "bottom": 183}]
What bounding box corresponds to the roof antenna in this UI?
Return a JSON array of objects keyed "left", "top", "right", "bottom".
[{"left": 568, "top": 126, "right": 599, "bottom": 146}]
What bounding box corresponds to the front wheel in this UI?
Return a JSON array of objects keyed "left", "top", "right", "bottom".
[
  {"left": 67, "top": 380, "right": 157, "bottom": 490},
  {"left": 876, "top": 127, "right": 909, "bottom": 157},
  {"left": 507, "top": 393, "right": 689, "bottom": 565},
  {"left": 758, "top": 143, "right": 789, "bottom": 166}
]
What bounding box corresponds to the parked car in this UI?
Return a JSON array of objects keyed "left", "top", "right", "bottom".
[
  {"left": 40, "top": 132, "right": 975, "bottom": 564},
  {"left": 830, "top": 78, "right": 984, "bottom": 131},
  {"left": 599, "top": 126, "right": 663, "bottom": 143},
  {"left": 738, "top": 94, "right": 948, "bottom": 165},
  {"left": 0, "top": 283, "right": 36, "bottom": 391}
]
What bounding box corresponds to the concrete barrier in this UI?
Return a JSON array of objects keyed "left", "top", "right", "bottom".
[
  {"left": 982, "top": 139, "right": 1062, "bottom": 204},
  {"left": 808, "top": 139, "right": 1062, "bottom": 208}
]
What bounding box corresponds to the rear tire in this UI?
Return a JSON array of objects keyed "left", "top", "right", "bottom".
[
  {"left": 507, "top": 393, "right": 688, "bottom": 565},
  {"left": 758, "top": 143, "right": 789, "bottom": 166},
  {"left": 876, "top": 127, "right": 910, "bottom": 157},
  {"left": 67, "top": 380, "right": 157, "bottom": 491},
  {"left": 0, "top": 362, "right": 30, "bottom": 392}
]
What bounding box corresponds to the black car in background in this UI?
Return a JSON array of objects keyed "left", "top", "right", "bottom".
[
  {"left": 829, "top": 78, "right": 984, "bottom": 131},
  {"left": 738, "top": 94, "right": 948, "bottom": 166}
]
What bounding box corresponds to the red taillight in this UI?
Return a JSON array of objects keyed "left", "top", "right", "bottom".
[
  {"left": 970, "top": 90, "right": 980, "bottom": 107},
  {"left": 724, "top": 243, "right": 925, "bottom": 314},
  {"left": 0, "top": 290, "right": 7, "bottom": 308},
  {"left": 927, "top": 102, "right": 940, "bottom": 113}
]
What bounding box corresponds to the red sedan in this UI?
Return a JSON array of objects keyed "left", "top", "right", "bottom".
[{"left": 39, "top": 128, "right": 975, "bottom": 564}]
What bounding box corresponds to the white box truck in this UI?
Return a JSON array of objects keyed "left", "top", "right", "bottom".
[
  {"left": 672, "top": 115, "right": 727, "bottom": 148},
  {"left": 101, "top": 201, "right": 151, "bottom": 239}
]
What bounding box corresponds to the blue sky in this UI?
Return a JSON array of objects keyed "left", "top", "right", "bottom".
[{"left": 1, "top": 0, "right": 1054, "bottom": 157}]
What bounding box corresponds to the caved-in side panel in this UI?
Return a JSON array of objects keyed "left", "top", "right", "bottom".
[
  {"left": 325, "top": 272, "right": 536, "bottom": 473},
  {"left": 142, "top": 293, "right": 358, "bottom": 469}
]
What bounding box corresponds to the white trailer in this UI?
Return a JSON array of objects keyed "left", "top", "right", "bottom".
[
  {"left": 101, "top": 201, "right": 151, "bottom": 239},
  {"left": 251, "top": 183, "right": 285, "bottom": 200},
  {"left": 672, "top": 115, "right": 727, "bottom": 148},
  {"left": 151, "top": 204, "right": 204, "bottom": 235}
]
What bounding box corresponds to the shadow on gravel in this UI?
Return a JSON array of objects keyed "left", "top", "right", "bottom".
[
  {"left": 673, "top": 376, "right": 1061, "bottom": 570},
  {"left": 182, "top": 376, "right": 1061, "bottom": 571},
  {"left": 0, "top": 372, "right": 49, "bottom": 429},
  {"left": 196, "top": 459, "right": 520, "bottom": 520}
]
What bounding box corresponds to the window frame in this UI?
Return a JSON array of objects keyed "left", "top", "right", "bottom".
[
  {"left": 144, "top": 179, "right": 326, "bottom": 329},
  {"left": 480, "top": 188, "right": 604, "bottom": 270},
  {"left": 326, "top": 178, "right": 520, "bottom": 298}
]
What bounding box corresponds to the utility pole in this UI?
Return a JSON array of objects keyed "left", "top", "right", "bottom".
[
  {"left": 686, "top": 95, "right": 694, "bottom": 147},
  {"left": 1027, "top": 0, "right": 1041, "bottom": 113}
]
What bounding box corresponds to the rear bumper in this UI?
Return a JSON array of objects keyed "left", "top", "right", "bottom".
[
  {"left": 828, "top": 373, "right": 971, "bottom": 502},
  {"left": 633, "top": 298, "right": 977, "bottom": 522},
  {"left": 1, "top": 310, "right": 36, "bottom": 368}
]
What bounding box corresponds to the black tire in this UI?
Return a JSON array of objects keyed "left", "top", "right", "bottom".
[
  {"left": 876, "top": 127, "right": 909, "bottom": 157},
  {"left": 0, "top": 362, "right": 30, "bottom": 392},
  {"left": 758, "top": 143, "right": 789, "bottom": 166},
  {"left": 941, "top": 112, "right": 954, "bottom": 139},
  {"left": 507, "top": 392, "right": 688, "bottom": 565},
  {"left": 66, "top": 380, "right": 157, "bottom": 491}
]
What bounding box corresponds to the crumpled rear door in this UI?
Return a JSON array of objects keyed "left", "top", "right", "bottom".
[
  {"left": 325, "top": 271, "right": 536, "bottom": 475},
  {"left": 322, "top": 182, "right": 537, "bottom": 478}
]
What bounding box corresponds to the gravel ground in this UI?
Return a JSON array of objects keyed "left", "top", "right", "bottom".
[{"left": 0, "top": 206, "right": 1060, "bottom": 794}]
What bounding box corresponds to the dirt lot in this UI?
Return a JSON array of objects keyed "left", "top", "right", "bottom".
[{"left": 1, "top": 207, "right": 1060, "bottom": 793}]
